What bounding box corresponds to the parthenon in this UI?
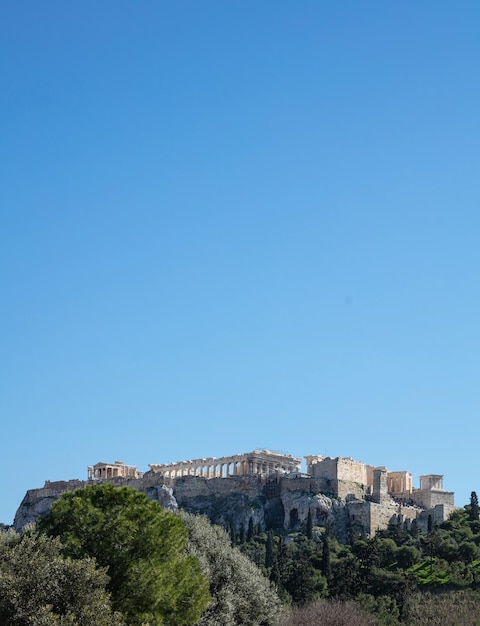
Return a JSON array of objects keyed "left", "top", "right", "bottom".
[
  {"left": 148, "top": 449, "right": 301, "bottom": 479},
  {"left": 14, "top": 449, "right": 456, "bottom": 537}
]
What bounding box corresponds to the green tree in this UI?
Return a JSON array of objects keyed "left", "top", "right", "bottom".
[
  {"left": 239, "top": 522, "right": 246, "bottom": 544},
  {"left": 283, "top": 559, "right": 327, "bottom": 604},
  {"left": 470, "top": 491, "right": 479, "bottom": 521},
  {"left": 427, "top": 514, "right": 433, "bottom": 533},
  {"left": 247, "top": 516, "right": 255, "bottom": 542},
  {"left": 396, "top": 545, "right": 418, "bottom": 569},
  {"left": 179, "top": 512, "right": 283, "bottom": 626},
  {"left": 306, "top": 509, "right": 313, "bottom": 540},
  {"left": 459, "top": 541, "right": 479, "bottom": 563},
  {"left": 376, "top": 538, "right": 397, "bottom": 568},
  {"left": 329, "top": 552, "right": 363, "bottom": 599},
  {"left": 229, "top": 522, "right": 236, "bottom": 545},
  {"left": 321, "top": 538, "right": 331, "bottom": 582},
  {"left": 265, "top": 529, "right": 275, "bottom": 569},
  {"left": 38, "top": 484, "right": 210, "bottom": 626},
  {"left": 0, "top": 528, "right": 124, "bottom": 626}
]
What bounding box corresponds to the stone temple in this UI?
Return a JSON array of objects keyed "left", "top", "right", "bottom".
[
  {"left": 149, "top": 449, "right": 302, "bottom": 479},
  {"left": 14, "top": 449, "right": 455, "bottom": 539}
]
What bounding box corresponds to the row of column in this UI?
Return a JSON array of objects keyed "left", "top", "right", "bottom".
[
  {"left": 159, "top": 459, "right": 296, "bottom": 479},
  {"left": 88, "top": 466, "right": 121, "bottom": 480}
]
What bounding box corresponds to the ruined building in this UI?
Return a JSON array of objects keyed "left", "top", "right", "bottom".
[
  {"left": 14, "top": 449, "right": 455, "bottom": 540},
  {"left": 149, "top": 449, "right": 301, "bottom": 479},
  {"left": 87, "top": 460, "right": 143, "bottom": 480}
]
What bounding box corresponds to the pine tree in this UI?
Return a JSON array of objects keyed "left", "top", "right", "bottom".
[
  {"left": 239, "top": 522, "right": 246, "bottom": 544},
  {"left": 38, "top": 484, "right": 210, "bottom": 625}
]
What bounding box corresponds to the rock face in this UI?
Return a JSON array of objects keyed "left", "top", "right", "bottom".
[
  {"left": 13, "top": 472, "right": 438, "bottom": 539},
  {"left": 14, "top": 475, "right": 178, "bottom": 531},
  {"left": 14, "top": 473, "right": 353, "bottom": 540}
]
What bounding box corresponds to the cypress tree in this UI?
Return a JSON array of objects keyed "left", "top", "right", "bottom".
[
  {"left": 321, "top": 537, "right": 331, "bottom": 581},
  {"left": 470, "top": 491, "right": 479, "bottom": 521},
  {"left": 229, "top": 523, "right": 236, "bottom": 546},
  {"left": 306, "top": 508, "right": 313, "bottom": 540},
  {"left": 247, "top": 516, "right": 255, "bottom": 542},
  {"left": 239, "top": 522, "right": 246, "bottom": 544},
  {"left": 265, "top": 529, "right": 275, "bottom": 569}
]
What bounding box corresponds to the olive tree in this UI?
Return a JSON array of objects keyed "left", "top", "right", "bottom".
[
  {"left": 179, "top": 512, "right": 284, "bottom": 626},
  {"left": 0, "top": 527, "right": 124, "bottom": 625}
]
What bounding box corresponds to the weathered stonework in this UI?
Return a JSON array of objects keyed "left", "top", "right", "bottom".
[
  {"left": 14, "top": 449, "right": 456, "bottom": 540},
  {"left": 87, "top": 460, "right": 142, "bottom": 480},
  {"left": 306, "top": 455, "right": 370, "bottom": 484},
  {"left": 149, "top": 450, "right": 301, "bottom": 479}
]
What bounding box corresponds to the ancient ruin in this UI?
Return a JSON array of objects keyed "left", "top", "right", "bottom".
[
  {"left": 149, "top": 449, "right": 301, "bottom": 479},
  {"left": 14, "top": 449, "right": 456, "bottom": 539},
  {"left": 87, "top": 460, "right": 142, "bottom": 480}
]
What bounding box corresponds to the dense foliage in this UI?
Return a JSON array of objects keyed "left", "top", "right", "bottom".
[
  {"left": 38, "top": 484, "right": 210, "bottom": 626},
  {"left": 179, "top": 512, "right": 284, "bottom": 625},
  {"left": 234, "top": 500, "right": 480, "bottom": 625},
  {"left": 7, "top": 484, "right": 480, "bottom": 625},
  {"left": 0, "top": 527, "right": 123, "bottom": 625}
]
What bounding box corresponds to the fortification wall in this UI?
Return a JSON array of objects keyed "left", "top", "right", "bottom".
[
  {"left": 14, "top": 480, "right": 86, "bottom": 530},
  {"left": 368, "top": 501, "right": 420, "bottom": 534},
  {"left": 14, "top": 475, "right": 177, "bottom": 531},
  {"left": 13, "top": 454, "right": 456, "bottom": 538},
  {"left": 172, "top": 474, "right": 268, "bottom": 501},
  {"left": 307, "top": 456, "right": 369, "bottom": 486},
  {"left": 336, "top": 480, "right": 368, "bottom": 501},
  {"left": 337, "top": 457, "right": 369, "bottom": 483},
  {"left": 408, "top": 489, "right": 455, "bottom": 511}
]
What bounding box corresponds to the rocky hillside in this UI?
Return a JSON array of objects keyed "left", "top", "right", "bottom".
[{"left": 14, "top": 472, "right": 352, "bottom": 540}]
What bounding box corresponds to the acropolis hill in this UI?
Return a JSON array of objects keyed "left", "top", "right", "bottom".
[{"left": 14, "top": 449, "right": 455, "bottom": 540}]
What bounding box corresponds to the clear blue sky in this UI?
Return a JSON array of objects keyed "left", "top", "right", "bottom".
[{"left": 1, "top": 2, "right": 479, "bottom": 525}]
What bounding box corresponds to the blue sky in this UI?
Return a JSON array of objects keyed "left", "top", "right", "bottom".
[{"left": 1, "top": 2, "right": 479, "bottom": 525}]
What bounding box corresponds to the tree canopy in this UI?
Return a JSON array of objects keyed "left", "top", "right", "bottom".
[
  {"left": 0, "top": 527, "right": 124, "bottom": 626},
  {"left": 38, "top": 483, "right": 210, "bottom": 626},
  {"left": 179, "top": 511, "right": 284, "bottom": 626}
]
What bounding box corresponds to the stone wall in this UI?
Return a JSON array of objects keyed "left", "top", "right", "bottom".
[
  {"left": 409, "top": 488, "right": 455, "bottom": 511},
  {"left": 368, "top": 501, "right": 420, "bottom": 534},
  {"left": 14, "top": 480, "right": 86, "bottom": 531},
  {"left": 13, "top": 455, "right": 456, "bottom": 540},
  {"left": 306, "top": 456, "right": 370, "bottom": 486},
  {"left": 14, "top": 475, "right": 177, "bottom": 532}
]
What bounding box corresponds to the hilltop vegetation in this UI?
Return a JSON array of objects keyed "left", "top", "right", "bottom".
[
  {"left": 7, "top": 483, "right": 282, "bottom": 626},
  {"left": 3, "top": 485, "right": 480, "bottom": 625},
  {"left": 234, "top": 492, "right": 480, "bottom": 624}
]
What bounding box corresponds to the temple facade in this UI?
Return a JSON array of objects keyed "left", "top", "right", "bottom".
[
  {"left": 82, "top": 450, "right": 455, "bottom": 536},
  {"left": 88, "top": 460, "right": 142, "bottom": 480},
  {"left": 148, "top": 449, "right": 301, "bottom": 479}
]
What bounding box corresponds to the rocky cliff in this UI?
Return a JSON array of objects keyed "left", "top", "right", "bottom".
[{"left": 14, "top": 472, "right": 354, "bottom": 540}]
